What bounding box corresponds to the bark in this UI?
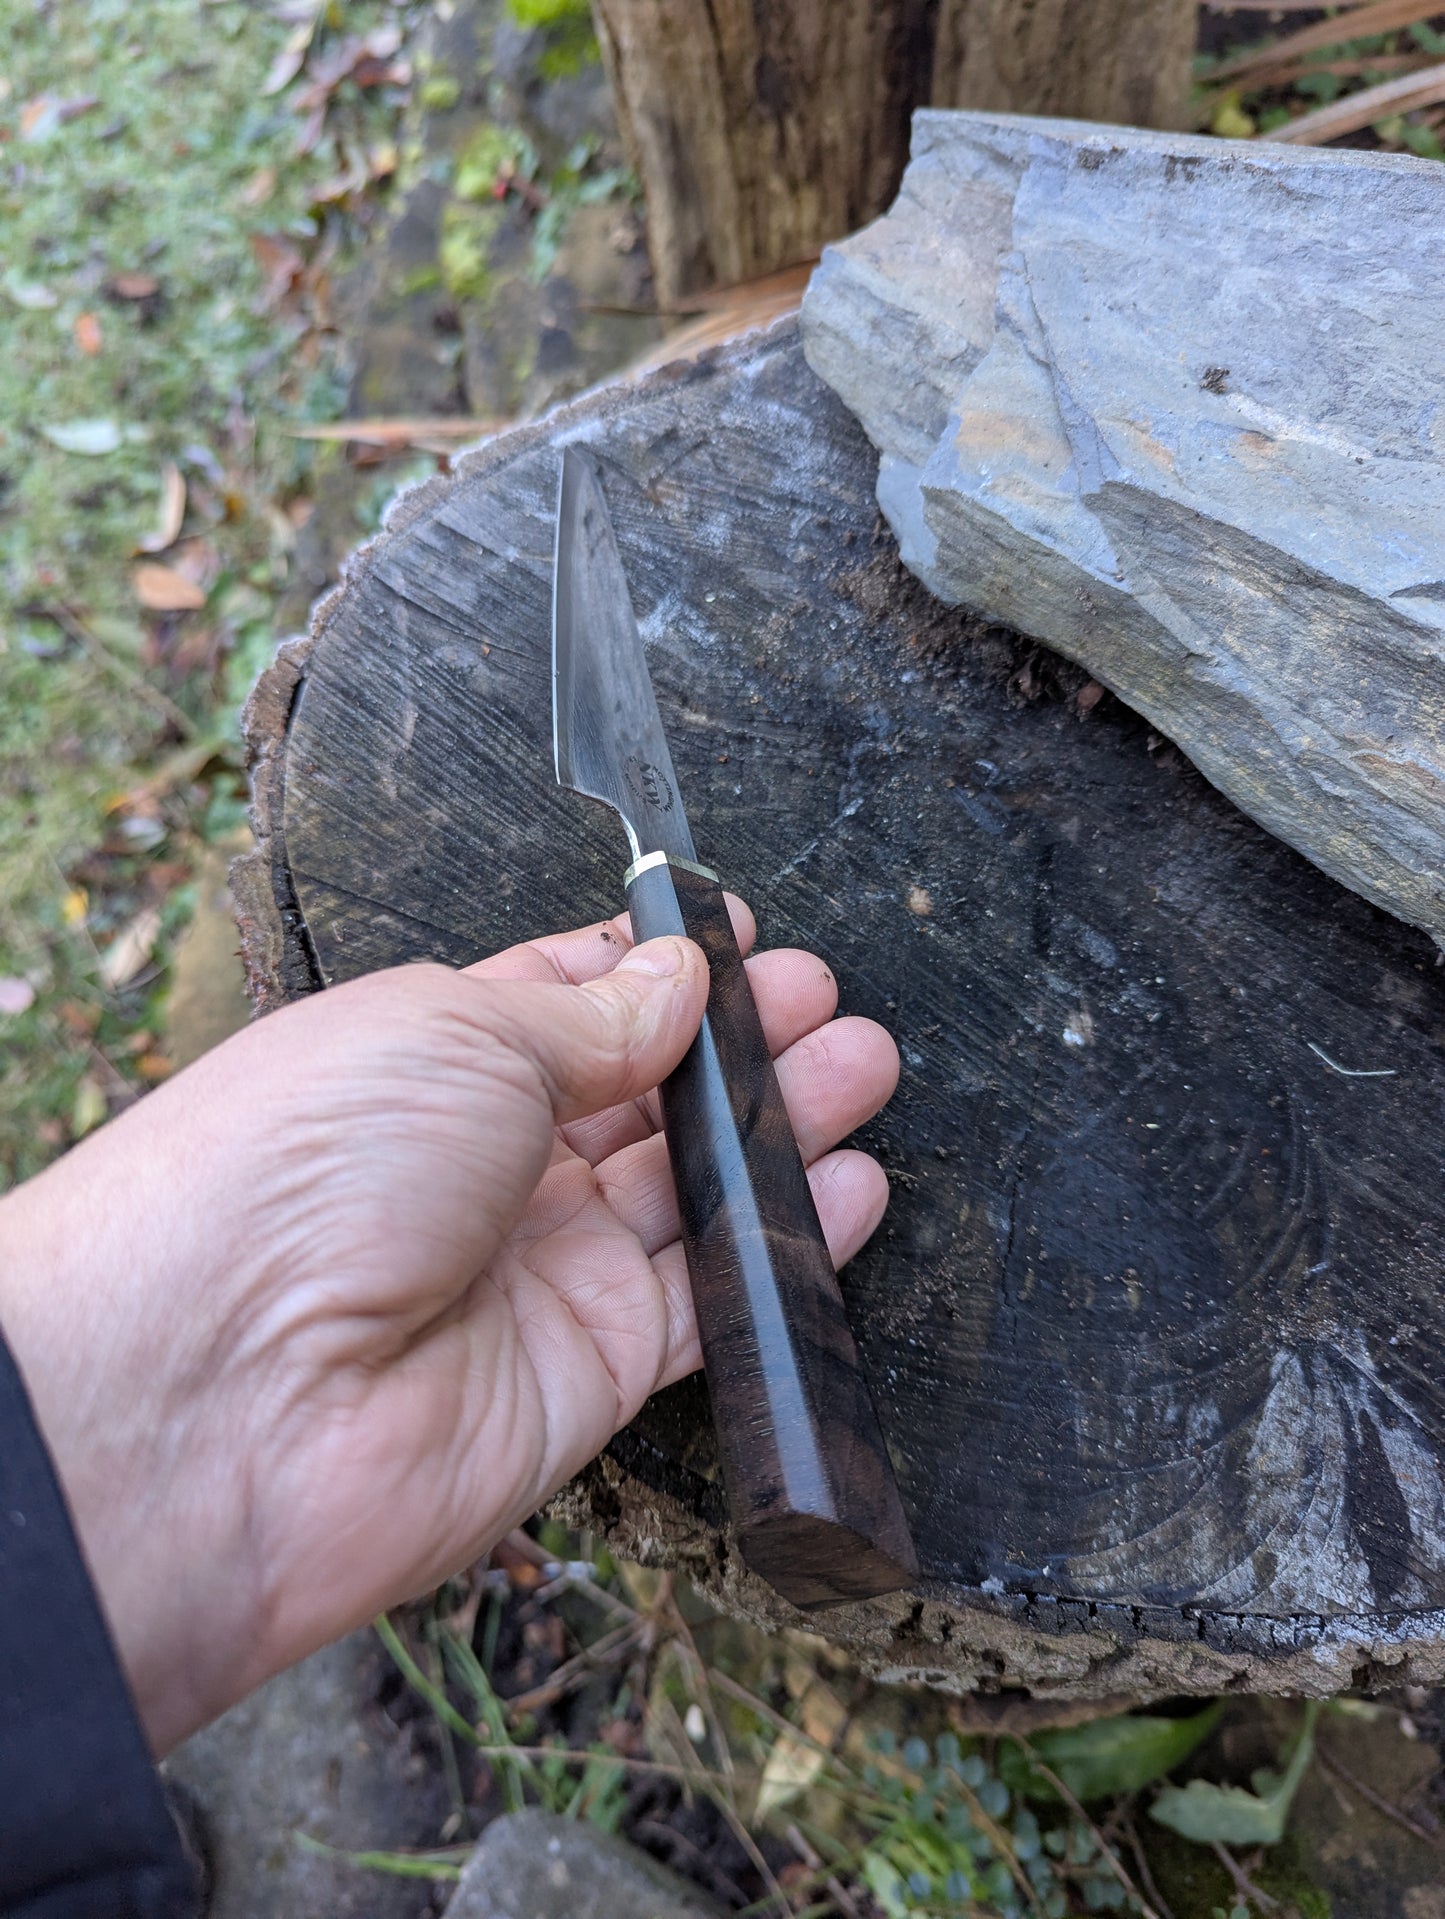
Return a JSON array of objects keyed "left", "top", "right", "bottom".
[
  {"left": 932, "top": 0, "right": 1196, "bottom": 128},
  {"left": 592, "top": 0, "right": 938, "bottom": 307},
  {"left": 590, "top": 0, "right": 1197, "bottom": 309}
]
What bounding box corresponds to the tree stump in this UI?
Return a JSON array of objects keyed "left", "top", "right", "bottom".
[{"left": 236, "top": 323, "right": 1445, "bottom": 1704}]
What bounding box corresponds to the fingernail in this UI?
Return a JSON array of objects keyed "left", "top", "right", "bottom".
[{"left": 620, "top": 937, "right": 686, "bottom": 979}]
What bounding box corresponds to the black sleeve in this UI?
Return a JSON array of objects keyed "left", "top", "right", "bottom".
[{"left": 0, "top": 1325, "right": 199, "bottom": 1918}]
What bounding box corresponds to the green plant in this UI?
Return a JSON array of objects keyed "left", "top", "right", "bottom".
[{"left": 1151, "top": 1701, "right": 1320, "bottom": 1848}]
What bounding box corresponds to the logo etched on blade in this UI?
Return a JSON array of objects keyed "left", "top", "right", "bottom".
[{"left": 623, "top": 755, "right": 674, "bottom": 813}]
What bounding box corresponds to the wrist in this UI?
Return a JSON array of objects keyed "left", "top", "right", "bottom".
[{"left": 0, "top": 1145, "right": 263, "bottom": 1751}]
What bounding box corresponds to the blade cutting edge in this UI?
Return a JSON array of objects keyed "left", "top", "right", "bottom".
[{"left": 551, "top": 446, "right": 697, "bottom": 864}]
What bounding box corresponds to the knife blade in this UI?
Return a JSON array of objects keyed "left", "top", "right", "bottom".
[{"left": 551, "top": 446, "right": 918, "bottom": 1609}]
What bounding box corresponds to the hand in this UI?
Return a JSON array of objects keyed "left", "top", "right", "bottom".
[{"left": 0, "top": 904, "right": 897, "bottom": 1752}]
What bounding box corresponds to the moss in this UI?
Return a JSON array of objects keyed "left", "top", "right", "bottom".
[
  {"left": 506, "top": 0, "right": 597, "bottom": 79},
  {"left": 418, "top": 73, "right": 461, "bottom": 112},
  {"left": 396, "top": 263, "right": 443, "bottom": 297},
  {"left": 453, "top": 123, "right": 535, "bottom": 202},
  {"left": 1147, "top": 1826, "right": 1331, "bottom": 1919},
  {"left": 439, "top": 201, "right": 505, "bottom": 300}
]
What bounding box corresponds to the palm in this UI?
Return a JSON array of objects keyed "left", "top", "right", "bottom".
[{"left": 254, "top": 904, "right": 895, "bottom": 1675}]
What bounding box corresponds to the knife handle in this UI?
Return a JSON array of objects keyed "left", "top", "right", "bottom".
[{"left": 624, "top": 851, "right": 918, "bottom": 1610}]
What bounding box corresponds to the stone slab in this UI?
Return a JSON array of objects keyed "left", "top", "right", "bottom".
[
  {"left": 445, "top": 1809, "right": 726, "bottom": 1919},
  {"left": 801, "top": 111, "right": 1445, "bottom": 943}
]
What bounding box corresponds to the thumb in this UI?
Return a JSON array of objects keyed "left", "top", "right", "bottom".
[{"left": 477, "top": 935, "right": 710, "bottom": 1125}]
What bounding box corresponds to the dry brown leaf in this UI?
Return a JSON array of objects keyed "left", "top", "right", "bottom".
[
  {"left": 260, "top": 22, "right": 313, "bottom": 97},
  {"left": 1210, "top": 0, "right": 1445, "bottom": 85},
  {"left": 99, "top": 907, "right": 162, "bottom": 990},
  {"left": 73, "top": 310, "right": 102, "bottom": 355},
  {"left": 109, "top": 271, "right": 160, "bottom": 300},
  {"left": 132, "top": 562, "right": 205, "bottom": 611},
  {"left": 628, "top": 262, "right": 818, "bottom": 376},
  {"left": 166, "top": 535, "right": 221, "bottom": 591},
  {"left": 136, "top": 461, "right": 186, "bottom": 554},
  {"left": 1265, "top": 55, "right": 1445, "bottom": 140}
]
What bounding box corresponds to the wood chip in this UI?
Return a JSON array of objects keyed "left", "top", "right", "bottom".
[{"left": 132, "top": 561, "right": 205, "bottom": 610}]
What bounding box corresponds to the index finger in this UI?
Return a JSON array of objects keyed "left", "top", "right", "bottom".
[{"left": 464, "top": 895, "right": 757, "bottom": 986}]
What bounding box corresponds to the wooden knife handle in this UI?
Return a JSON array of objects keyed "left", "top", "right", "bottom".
[{"left": 624, "top": 852, "right": 919, "bottom": 1609}]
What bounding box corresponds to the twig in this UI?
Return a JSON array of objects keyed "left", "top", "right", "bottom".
[
  {"left": 1306, "top": 1041, "right": 1396, "bottom": 1079},
  {"left": 1264, "top": 56, "right": 1445, "bottom": 144},
  {"left": 1208, "top": 0, "right": 1445, "bottom": 85},
  {"left": 503, "top": 1620, "right": 638, "bottom": 1716},
  {"left": 1211, "top": 1842, "right": 1280, "bottom": 1912},
  {"left": 33, "top": 601, "right": 196, "bottom": 738},
  {"left": 786, "top": 1823, "right": 864, "bottom": 1919},
  {"left": 633, "top": 1817, "right": 751, "bottom": 1909},
  {"left": 1016, "top": 1745, "right": 1161, "bottom": 1919},
  {"left": 1317, "top": 1741, "right": 1441, "bottom": 1845},
  {"left": 471, "top": 1741, "right": 735, "bottom": 1784},
  {"left": 1121, "top": 1805, "right": 1178, "bottom": 1919},
  {"left": 708, "top": 1669, "right": 861, "bottom": 1779},
  {"left": 663, "top": 1588, "right": 741, "bottom": 1795}
]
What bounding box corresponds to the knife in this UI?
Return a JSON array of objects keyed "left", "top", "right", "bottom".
[{"left": 550, "top": 446, "right": 918, "bottom": 1610}]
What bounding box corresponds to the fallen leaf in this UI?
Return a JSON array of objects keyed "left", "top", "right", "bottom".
[
  {"left": 136, "top": 461, "right": 186, "bottom": 553},
  {"left": 249, "top": 231, "right": 305, "bottom": 309},
  {"left": 1, "top": 270, "right": 58, "bottom": 309},
  {"left": 108, "top": 271, "right": 160, "bottom": 300},
  {"left": 756, "top": 1730, "right": 828, "bottom": 1822},
  {"left": 132, "top": 562, "right": 206, "bottom": 610},
  {"left": 260, "top": 21, "right": 314, "bottom": 97},
  {"left": 73, "top": 310, "right": 102, "bottom": 355},
  {"left": 135, "top": 1053, "right": 172, "bottom": 1083},
  {"left": 72, "top": 1076, "right": 108, "bottom": 1138},
  {"left": 57, "top": 94, "right": 99, "bottom": 124},
  {"left": 0, "top": 977, "right": 36, "bottom": 1015},
  {"left": 56, "top": 999, "right": 100, "bottom": 1039},
  {"left": 99, "top": 906, "right": 162, "bottom": 989},
  {"left": 19, "top": 95, "right": 61, "bottom": 141},
  {"left": 241, "top": 165, "right": 277, "bottom": 206},
  {"left": 41, "top": 417, "right": 122, "bottom": 454}
]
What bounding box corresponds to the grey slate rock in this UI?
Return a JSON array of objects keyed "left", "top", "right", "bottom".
[
  {"left": 445, "top": 1810, "right": 726, "bottom": 1919},
  {"left": 801, "top": 111, "right": 1445, "bottom": 942},
  {"left": 163, "top": 1631, "right": 445, "bottom": 1919}
]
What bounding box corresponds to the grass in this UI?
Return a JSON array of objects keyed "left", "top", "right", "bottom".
[
  {"left": 0, "top": 0, "right": 409, "bottom": 1185},
  {"left": 360, "top": 1535, "right": 1347, "bottom": 1919}
]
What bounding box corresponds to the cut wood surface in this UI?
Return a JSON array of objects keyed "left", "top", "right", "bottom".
[
  {"left": 592, "top": 0, "right": 1194, "bottom": 308},
  {"left": 238, "top": 323, "right": 1445, "bottom": 1701},
  {"left": 801, "top": 112, "right": 1445, "bottom": 949}
]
